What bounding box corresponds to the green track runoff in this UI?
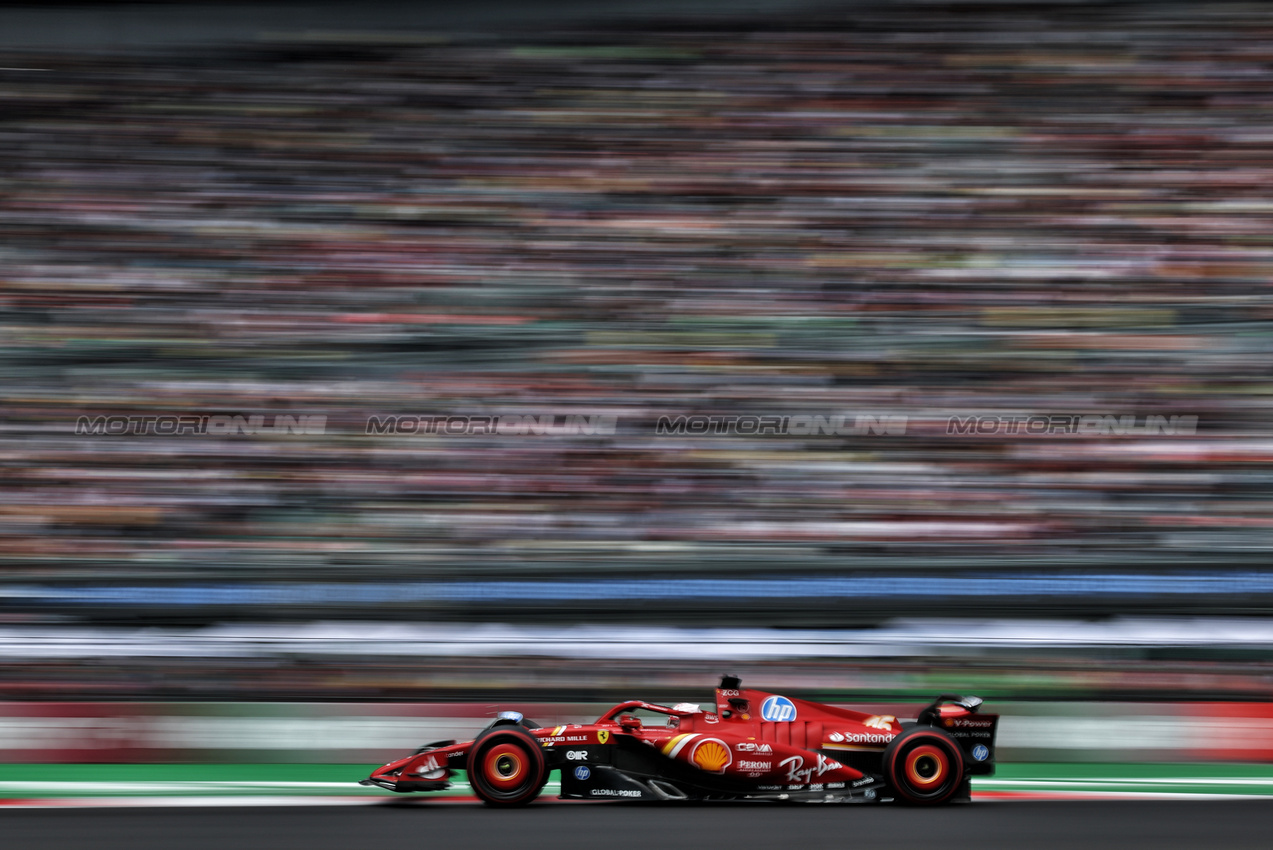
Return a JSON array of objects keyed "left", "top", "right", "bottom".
[{"left": 0, "top": 764, "right": 1272, "bottom": 801}]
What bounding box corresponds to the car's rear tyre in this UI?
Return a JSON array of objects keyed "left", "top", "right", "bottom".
[
  {"left": 883, "top": 727, "right": 965, "bottom": 805},
  {"left": 467, "top": 726, "right": 547, "bottom": 807}
]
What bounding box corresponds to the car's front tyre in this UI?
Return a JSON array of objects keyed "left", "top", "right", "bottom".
[{"left": 467, "top": 726, "right": 547, "bottom": 807}]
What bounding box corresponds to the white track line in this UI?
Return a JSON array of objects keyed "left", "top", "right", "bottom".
[
  {"left": 974, "top": 790, "right": 1271, "bottom": 801},
  {"left": 0, "top": 796, "right": 389, "bottom": 808},
  {"left": 974, "top": 778, "right": 1273, "bottom": 787}
]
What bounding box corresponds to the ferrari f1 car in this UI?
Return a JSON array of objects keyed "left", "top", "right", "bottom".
[{"left": 361, "top": 676, "right": 997, "bottom": 806}]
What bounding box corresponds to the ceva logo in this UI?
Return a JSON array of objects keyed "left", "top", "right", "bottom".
[{"left": 760, "top": 695, "right": 797, "bottom": 722}]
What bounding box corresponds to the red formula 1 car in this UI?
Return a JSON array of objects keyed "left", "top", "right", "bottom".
[{"left": 361, "top": 676, "right": 997, "bottom": 806}]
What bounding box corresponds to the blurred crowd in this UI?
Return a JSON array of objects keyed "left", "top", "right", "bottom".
[
  {"left": 4, "top": 650, "right": 1272, "bottom": 703},
  {"left": 3, "top": 2, "right": 1273, "bottom": 623}
]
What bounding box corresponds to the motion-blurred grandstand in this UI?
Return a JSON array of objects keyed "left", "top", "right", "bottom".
[{"left": 2, "top": 0, "right": 1273, "bottom": 702}]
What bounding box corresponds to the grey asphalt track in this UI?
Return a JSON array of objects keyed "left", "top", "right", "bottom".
[{"left": 4, "top": 799, "right": 1272, "bottom": 850}]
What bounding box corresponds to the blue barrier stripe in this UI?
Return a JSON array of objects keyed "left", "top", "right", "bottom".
[{"left": 7, "top": 571, "right": 1273, "bottom": 606}]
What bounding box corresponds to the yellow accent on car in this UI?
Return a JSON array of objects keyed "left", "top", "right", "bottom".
[{"left": 661, "top": 733, "right": 690, "bottom": 755}]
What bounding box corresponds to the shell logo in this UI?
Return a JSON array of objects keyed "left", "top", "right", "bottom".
[{"left": 690, "top": 738, "right": 732, "bottom": 774}]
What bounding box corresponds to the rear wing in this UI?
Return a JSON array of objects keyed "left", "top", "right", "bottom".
[{"left": 918, "top": 694, "right": 997, "bottom": 775}]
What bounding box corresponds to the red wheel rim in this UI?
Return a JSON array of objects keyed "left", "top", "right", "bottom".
[
  {"left": 482, "top": 743, "right": 528, "bottom": 790},
  {"left": 904, "top": 744, "right": 949, "bottom": 788}
]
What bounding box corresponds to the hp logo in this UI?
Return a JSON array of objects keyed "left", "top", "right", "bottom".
[{"left": 760, "top": 695, "right": 797, "bottom": 722}]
